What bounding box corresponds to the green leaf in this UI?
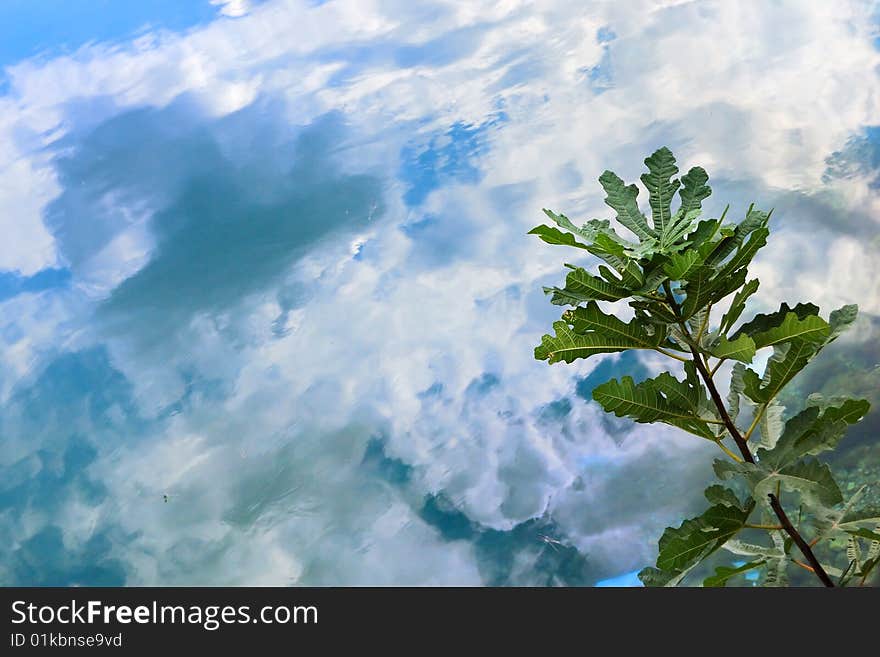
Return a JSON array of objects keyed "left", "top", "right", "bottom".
[
  {"left": 640, "top": 147, "right": 680, "bottom": 233},
  {"left": 759, "top": 398, "right": 869, "bottom": 469},
  {"left": 713, "top": 459, "right": 763, "bottom": 487},
  {"left": 726, "top": 363, "right": 752, "bottom": 427},
  {"left": 592, "top": 372, "right": 718, "bottom": 439},
  {"left": 754, "top": 459, "right": 843, "bottom": 508},
  {"left": 541, "top": 209, "right": 604, "bottom": 242},
  {"left": 811, "top": 486, "right": 869, "bottom": 542},
  {"left": 544, "top": 265, "right": 631, "bottom": 305},
  {"left": 716, "top": 457, "right": 842, "bottom": 510},
  {"left": 846, "top": 528, "right": 880, "bottom": 542},
  {"left": 703, "top": 561, "right": 764, "bottom": 587},
  {"left": 620, "top": 260, "right": 645, "bottom": 289},
  {"left": 708, "top": 334, "right": 756, "bottom": 363},
  {"left": 812, "top": 495, "right": 880, "bottom": 547},
  {"left": 862, "top": 556, "right": 880, "bottom": 583},
  {"left": 666, "top": 323, "right": 692, "bottom": 352},
  {"left": 686, "top": 218, "right": 720, "bottom": 253},
  {"left": 640, "top": 502, "right": 754, "bottom": 587},
  {"left": 720, "top": 278, "right": 760, "bottom": 334},
  {"left": 680, "top": 265, "right": 747, "bottom": 320},
  {"left": 586, "top": 232, "right": 631, "bottom": 272},
  {"left": 659, "top": 208, "right": 702, "bottom": 253},
  {"left": 629, "top": 299, "right": 679, "bottom": 325},
  {"left": 723, "top": 539, "right": 785, "bottom": 559},
  {"left": 749, "top": 312, "right": 830, "bottom": 349},
  {"left": 599, "top": 170, "right": 656, "bottom": 242},
  {"left": 732, "top": 302, "right": 821, "bottom": 342},
  {"left": 747, "top": 340, "right": 820, "bottom": 403},
  {"left": 740, "top": 366, "right": 763, "bottom": 403},
  {"left": 663, "top": 250, "right": 702, "bottom": 280},
  {"left": 838, "top": 555, "right": 860, "bottom": 587},
  {"left": 541, "top": 209, "right": 639, "bottom": 272},
  {"left": 598, "top": 264, "right": 624, "bottom": 285},
  {"left": 715, "top": 227, "right": 769, "bottom": 283},
  {"left": 678, "top": 166, "right": 711, "bottom": 216},
  {"left": 568, "top": 302, "right": 664, "bottom": 348},
  {"left": 535, "top": 302, "right": 666, "bottom": 364},
  {"left": 637, "top": 567, "right": 676, "bottom": 587},
  {"left": 536, "top": 320, "right": 651, "bottom": 364},
  {"left": 636, "top": 264, "right": 669, "bottom": 296},
  {"left": 761, "top": 531, "right": 789, "bottom": 587},
  {"left": 807, "top": 395, "right": 871, "bottom": 424},
  {"left": 828, "top": 303, "right": 858, "bottom": 340},
  {"left": 527, "top": 224, "right": 590, "bottom": 250},
  {"left": 757, "top": 399, "right": 785, "bottom": 451},
  {"left": 838, "top": 507, "right": 880, "bottom": 539},
  {"left": 704, "top": 208, "right": 769, "bottom": 267},
  {"left": 704, "top": 485, "right": 748, "bottom": 511}
]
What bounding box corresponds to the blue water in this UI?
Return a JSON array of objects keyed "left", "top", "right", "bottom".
[{"left": 0, "top": 0, "right": 878, "bottom": 586}]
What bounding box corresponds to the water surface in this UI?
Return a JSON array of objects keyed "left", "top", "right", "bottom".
[{"left": 1, "top": 0, "right": 878, "bottom": 585}]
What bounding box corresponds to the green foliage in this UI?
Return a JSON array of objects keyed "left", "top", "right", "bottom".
[
  {"left": 703, "top": 560, "right": 765, "bottom": 588},
  {"left": 530, "top": 147, "right": 875, "bottom": 587},
  {"left": 638, "top": 499, "right": 753, "bottom": 587}
]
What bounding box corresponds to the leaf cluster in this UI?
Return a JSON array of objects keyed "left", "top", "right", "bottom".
[{"left": 531, "top": 147, "right": 875, "bottom": 586}]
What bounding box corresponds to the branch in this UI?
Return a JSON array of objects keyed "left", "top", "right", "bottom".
[
  {"left": 654, "top": 347, "right": 690, "bottom": 362},
  {"left": 660, "top": 280, "right": 835, "bottom": 587},
  {"left": 743, "top": 403, "right": 767, "bottom": 442},
  {"left": 768, "top": 494, "right": 834, "bottom": 587},
  {"left": 714, "top": 439, "right": 743, "bottom": 462}
]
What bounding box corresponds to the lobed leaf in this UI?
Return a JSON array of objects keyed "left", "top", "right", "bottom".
[
  {"left": 592, "top": 372, "right": 718, "bottom": 439},
  {"left": 754, "top": 459, "right": 843, "bottom": 509},
  {"left": 749, "top": 312, "right": 830, "bottom": 349},
  {"left": 678, "top": 166, "right": 711, "bottom": 216},
  {"left": 761, "top": 531, "right": 789, "bottom": 587},
  {"left": 757, "top": 399, "right": 785, "bottom": 451},
  {"left": 680, "top": 265, "right": 747, "bottom": 320},
  {"left": 640, "top": 147, "right": 680, "bottom": 233},
  {"left": 704, "top": 208, "right": 769, "bottom": 267},
  {"left": 713, "top": 226, "right": 769, "bottom": 283},
  {"left": 568, "top": 302, "right": 664, "bottom": 349},
  {"left": 708, "top": 334, "right": 756, "bottom": 363},
  {"left": 746, "top": 340, "right": 819, "bottom": 403},
  {"left": 758, "top": 398, "right": 870, "bottom": 469},
  {"left": 599, "top": 170, "right": 656, "bottom": 242},
  {"left": 715, "top": 457, "right": 842, "bottom": 509},
  {"left": 726, "top": 363, "right": 747, "bottom": 425},
  {"left": 528, "top": 224, "right": 590, "bottom": 250},
  {"left": 732, "top": 302, "right": 820, "bottom": 342},
  {"left": 663, "top": 250, "right": 702, "bottom": 280},
  {"left": 704, "top": 485, "right": 749, "bottom": 511},
  {"left": 719, "top": 278, "right": 760, "bottom": 335},
  {"left": 659, "top": 208, "right": 702, "bottom": 253},
  {"left": 544, "top": 265, "right": 631, "bottom": 305},
  {"left": 640, "top": 502, "right": 754, "bottom": 587},
  {"left": 828, "top": 304, "right": 858, "bottom": 340},
  {"left": 703, "top": 561, "right": 764, "bottom": 587},
  {"left": 536, "top": 321, "right": 649, "bottom": 364}
]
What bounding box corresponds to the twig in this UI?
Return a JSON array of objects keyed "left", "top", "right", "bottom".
[
  {"left": 660, "top": 280, "right": 835, "bottom": 588},
  {"left": 769, "top": 494, "right": 834, "bottom": 587}
]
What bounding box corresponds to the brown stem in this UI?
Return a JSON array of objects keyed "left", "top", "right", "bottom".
[
  {"left": 661, "top": 281, "right": 834, "bottom": 587},
  {"left": 689, "top": 348, "right": 753, "bottom": 463},
  {"left": 768, "top": 494, "right": 834, "bottom": 587}
]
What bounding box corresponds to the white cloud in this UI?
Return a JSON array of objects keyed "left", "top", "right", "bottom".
[
  {"left": 211, "top": 0, "right": 253, "bottom": 18},
  {"left": 1, "top": 0, "right": 879, "bottom": 584}
]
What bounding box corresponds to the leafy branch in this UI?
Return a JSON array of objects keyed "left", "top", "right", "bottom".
[{"left": 530, "top": 147, "right": 875, "bottom": 587}]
